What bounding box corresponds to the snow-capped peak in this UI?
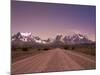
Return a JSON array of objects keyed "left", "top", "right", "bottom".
[
  {"left": 77, "top": 34, "right": 84, "bottom": 39},
  {"left": 72, "top": 34, "right": 85, "bottom": 40},
  {"left": 20, "top": 32, "right": 32, "bottom": 37}
]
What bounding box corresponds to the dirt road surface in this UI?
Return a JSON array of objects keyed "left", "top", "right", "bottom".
[{"left": 11, "top": 48, "right": 95, "bottom": 74}]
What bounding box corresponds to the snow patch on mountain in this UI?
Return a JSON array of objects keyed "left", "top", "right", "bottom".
[{"left": 21, "top": 32, "right": 32, "bottom": 37}]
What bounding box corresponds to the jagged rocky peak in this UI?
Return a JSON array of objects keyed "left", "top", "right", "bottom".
[
  {"left": 63, "top": 33, "right": 92, "bottom": 44},
  {"left": 55, "top": 35, "right": 62, "bottom": 41}
]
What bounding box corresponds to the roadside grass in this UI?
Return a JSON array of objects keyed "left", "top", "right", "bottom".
[
  {"left": 63, "top": 44, "right": 96, "bottom": 56},
  {"left": 12, "top": 48, "right": 44, "bottom": 63}
]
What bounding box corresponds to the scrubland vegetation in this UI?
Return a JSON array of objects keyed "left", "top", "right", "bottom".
[{"left": 12, "top": 42, "right": 95, "bottom": 63}]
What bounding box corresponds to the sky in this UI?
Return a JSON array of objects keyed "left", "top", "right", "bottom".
[{"left": 11, "top": 1, "right": 96, "bottom": 41}]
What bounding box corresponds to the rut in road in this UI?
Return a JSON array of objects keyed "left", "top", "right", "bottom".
[
  {"left": 44, "top": 49, "right": 84, "bottom": 72},
  {"left": 12, "top": 50, "right": 54, "bottom": 74}
]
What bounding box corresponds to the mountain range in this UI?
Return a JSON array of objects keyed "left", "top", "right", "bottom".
[{"left": 11, "top": 32, "right": 94, "bottom": 47}]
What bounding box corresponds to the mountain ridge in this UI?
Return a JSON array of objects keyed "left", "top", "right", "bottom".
[{"left": 11, "top": 32, "right": 94, "bottom": 45}]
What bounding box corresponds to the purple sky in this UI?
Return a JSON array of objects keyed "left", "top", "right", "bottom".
[{"left": 11, "top": 1, "right": 96, "bottom": 41}]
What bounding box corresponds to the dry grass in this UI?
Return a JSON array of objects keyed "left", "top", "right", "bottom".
[
  {"left": 11, "top": 48, "right": 44, "bottom": 63},
  {"left": 64, "top": 44, "right": 96, "bottom": 56}
]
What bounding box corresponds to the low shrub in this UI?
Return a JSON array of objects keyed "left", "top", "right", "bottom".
[{"left": 22, "top": 48, "right": 28, "bottom": 51}]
